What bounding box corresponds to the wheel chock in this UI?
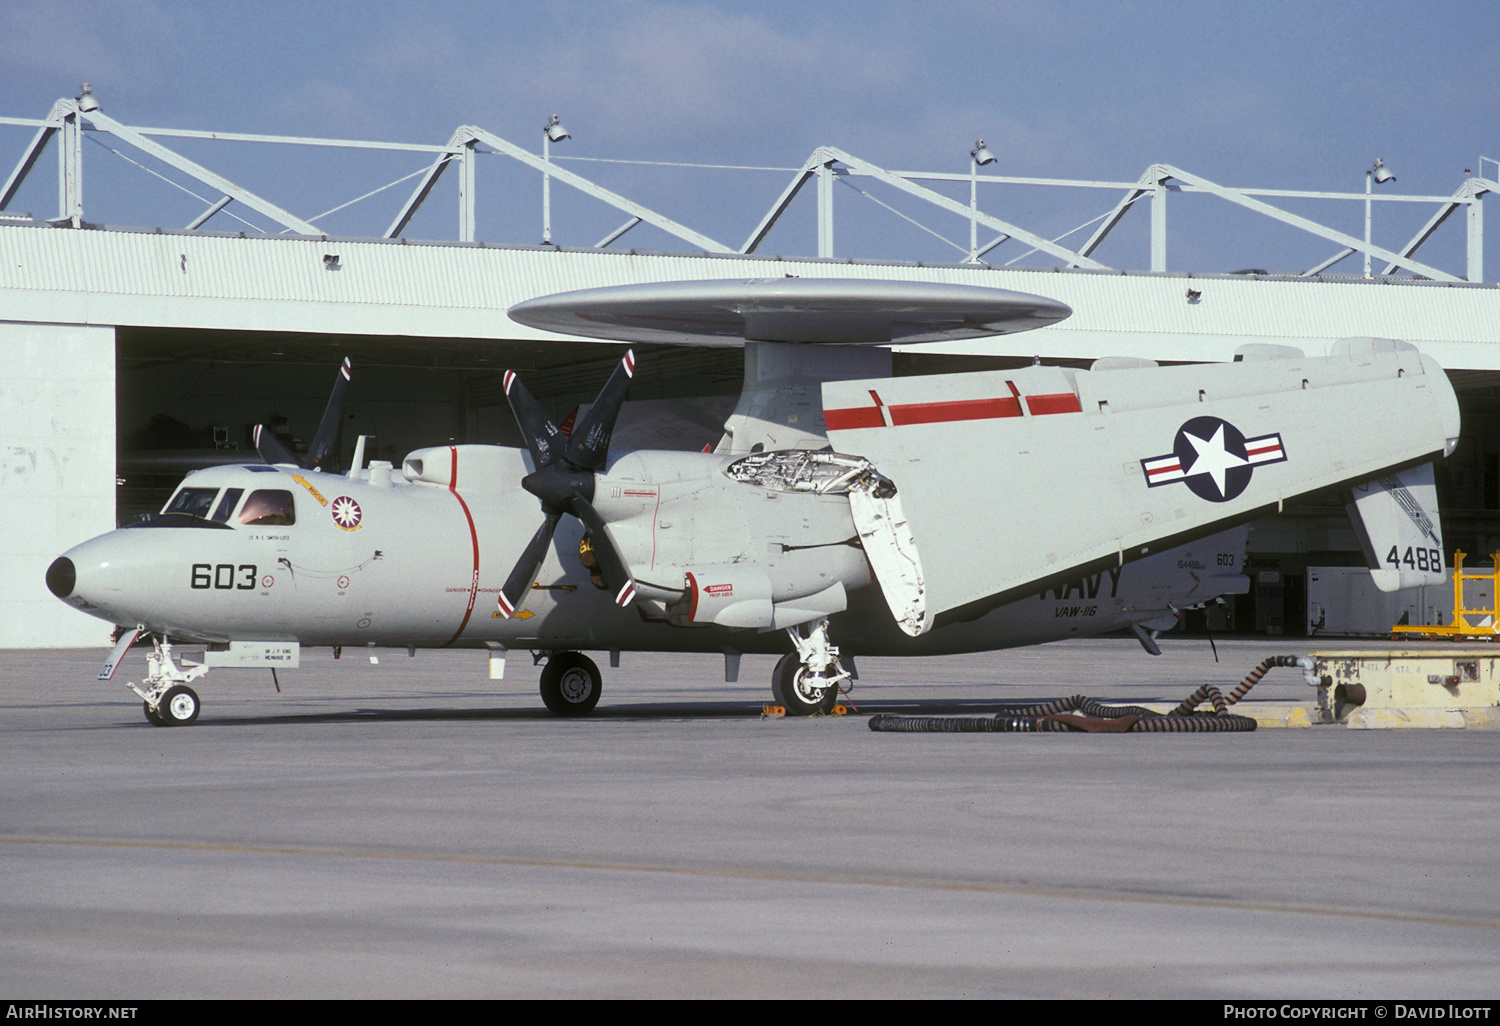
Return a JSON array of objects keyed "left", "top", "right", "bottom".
[{"left": 760, "top": 703, "right": 850, "bottom": 718}]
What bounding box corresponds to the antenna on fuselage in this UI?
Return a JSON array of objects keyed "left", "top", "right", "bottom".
[{"left": 349, "top": 435, "right": 369, "bottom": 477}]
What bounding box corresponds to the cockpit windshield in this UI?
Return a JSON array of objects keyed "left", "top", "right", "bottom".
[
  {"left": 154, "top": 485, "right": 292, "bottom": 527},
  {"left": 238, "top": 489, "right": 296, "bottom": 526},
  {"left": 210, "top": 488, "right": 244, "bottom": 523},
  {"left": 162, "top": 487, "right": 219, "bottom": 519}
]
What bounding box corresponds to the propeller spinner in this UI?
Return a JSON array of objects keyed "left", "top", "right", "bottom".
[{"left": 496, "top": 351, "right": 638, "bottom": 617}]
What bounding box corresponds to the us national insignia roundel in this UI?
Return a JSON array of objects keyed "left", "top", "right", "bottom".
[
  {"left": 1140, "top": 416, "right": 1287, "bottom": 503},
  {"left": 330, "top": 495, "right": 363, "bottom": 530}
]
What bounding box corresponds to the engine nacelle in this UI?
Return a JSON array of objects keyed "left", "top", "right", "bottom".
[{"left": 675, "top": 566, "right": 848, "bottom": 629}]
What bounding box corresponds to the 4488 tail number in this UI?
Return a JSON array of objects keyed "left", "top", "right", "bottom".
[{"left": 1386, "top": 546, "right": 1442, "bottom": 573}]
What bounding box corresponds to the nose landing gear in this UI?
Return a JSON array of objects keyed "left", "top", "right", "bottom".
[{"left": 101, "top": 630, "right": 209, "bottom": 727}]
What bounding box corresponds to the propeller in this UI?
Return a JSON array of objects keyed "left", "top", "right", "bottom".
[
  {"left": 252, "top": 357, "right": 353, "bottom": 471},
  {"left": 496, "top": 351, "right": 637, "bottom": 617}
]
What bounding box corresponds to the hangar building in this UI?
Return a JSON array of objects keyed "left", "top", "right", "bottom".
[{"left": 4, "top": 89, "right": 1498, "bottom": 646}]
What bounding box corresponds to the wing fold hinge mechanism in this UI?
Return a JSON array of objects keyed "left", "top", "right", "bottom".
[{"left": 725, "top": 450, "right": 930, "bottom": 636}]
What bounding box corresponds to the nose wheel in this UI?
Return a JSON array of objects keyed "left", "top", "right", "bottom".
[{"left": 149, "top": 684, "right": 201, "bottom": 726}]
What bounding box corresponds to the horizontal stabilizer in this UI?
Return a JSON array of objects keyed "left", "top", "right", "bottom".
[{"left": 1347, "top": 463, "right": 1446, "bottom": 592}]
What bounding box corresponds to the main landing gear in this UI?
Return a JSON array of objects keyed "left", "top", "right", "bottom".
[
  {"left": 533, "top": 631, "right": 846, "bottom": 718},
  {"left": 773, "top": 618, "right": 850, "bottom": 716},
  {"left": 539, "top": 651, "right": 603, "bottom": 716}
]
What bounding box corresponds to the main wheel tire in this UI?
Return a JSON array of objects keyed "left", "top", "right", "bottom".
[
  {"left": 771, "top": 652, "right": 839, "bottom": 716},
  {"left": 157, "top": 684, "right": 200, "bottom": 726},
  {"left": 540, "top": 652, "right": 602, "bottom": 716},
  {"left": 143, "top": 701, "right": 166, "bottom": 727}
]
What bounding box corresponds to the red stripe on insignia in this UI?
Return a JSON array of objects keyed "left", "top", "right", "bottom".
[
  {"left": 1146, "top": 462, "right": 1182, "bottom": 477},
  {"left": 1025, "top": 392, "right": 1083, "bottom": 415},
  {"left": 889, "top": 396, "right": 1022, "bottom": 425},
  {"left": 1247, "top": 443, "right": 1281, "bottom": 457}
]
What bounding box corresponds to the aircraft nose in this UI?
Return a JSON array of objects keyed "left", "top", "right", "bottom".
[{"left": 46, "top": 556, "right": 76, "bottom": 599}]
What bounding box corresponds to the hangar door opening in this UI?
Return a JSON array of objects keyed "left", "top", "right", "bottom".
[{"left": 114, "top": 327, "right": 742, "bottom": 523}]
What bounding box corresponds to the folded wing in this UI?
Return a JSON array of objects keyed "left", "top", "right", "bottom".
[{"left": 824, "top": 340, "right": 1460, "bottom": 626}]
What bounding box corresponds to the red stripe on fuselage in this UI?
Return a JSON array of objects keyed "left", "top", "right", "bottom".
[{"left": 444, "top": 446, "right": 482, "bottom": 646}]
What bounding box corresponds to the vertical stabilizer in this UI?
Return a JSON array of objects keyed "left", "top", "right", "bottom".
[{"left": 1347, "top": 463, "right": 1446, "bottom": 592}]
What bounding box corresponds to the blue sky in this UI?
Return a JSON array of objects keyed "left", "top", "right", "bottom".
[{"left": 2, "top": 0, "right": 1495, "bottom": 275}]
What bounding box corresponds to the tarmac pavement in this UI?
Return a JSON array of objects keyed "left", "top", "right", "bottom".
[{"left": 2, "top": 636, "right": 1497, "bottom": 999}]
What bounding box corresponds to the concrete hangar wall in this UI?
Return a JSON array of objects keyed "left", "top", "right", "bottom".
[{"left": 4, "top": 220, "right": 1500, "bottom": 647}]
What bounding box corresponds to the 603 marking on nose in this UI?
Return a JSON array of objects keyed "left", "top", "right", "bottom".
[{"left": 190, "top": 563, "right": 258, "bottom": 590}]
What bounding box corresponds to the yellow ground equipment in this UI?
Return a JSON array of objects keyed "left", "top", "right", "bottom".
[{"left": 1390, "top": 551, "right": 1500, "bottom": 640}]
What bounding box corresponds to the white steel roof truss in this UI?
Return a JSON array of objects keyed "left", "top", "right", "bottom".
[
  {"left": 821, "top": 147, "right": 1110, "bottom": 270},
  {"left": 1, "top": 90, "right": 1492, "bottom": 283},
  {"left": 462, "top": 126, "right": 732, "bottom": 253},
  {"left": 1151, "top": 164, "right": 1460, "bottom": 282},
  {"left": 81, "top": 108, "right": 322, "bottom": 236}
]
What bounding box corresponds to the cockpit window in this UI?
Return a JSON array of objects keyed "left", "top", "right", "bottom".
[
  {"left": 163, "top": 487, "right": 219, "bottom": 519},
  {"left": 210, "top": 487, "right": 244, "bottom": 523},
  {"left": 238, "top": 489, "right": 296, "bottom": 526}
]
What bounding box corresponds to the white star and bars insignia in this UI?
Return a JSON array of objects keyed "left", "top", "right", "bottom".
[{"left": 1141, "top": 417, "right": 1287, "bottom": 503}]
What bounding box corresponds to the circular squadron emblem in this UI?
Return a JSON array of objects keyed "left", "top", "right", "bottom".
[
  {"left": 330, "top": 495, "right": 364, "bottom": 530},
  {"left": 1140, "top": 416, "right": 1287, "bottom": 503}
]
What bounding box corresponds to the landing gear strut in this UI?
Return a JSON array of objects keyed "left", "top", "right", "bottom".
[
  {"left": 113, "top": 633, "right": 208, "bottom": 727},
  {"left": 773, "top": 618, "right": 849, "bottom": 716}
]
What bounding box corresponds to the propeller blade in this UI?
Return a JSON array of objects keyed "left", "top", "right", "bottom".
[
  {"left": 496, "top": 510, "right": 563, "bottom": 618},
  {"left": 304, "top": 357, "right": 352, "bottom": 472},
  {"left": 563, "top": 350, "right": 634, "bottom": 471},
  {"left": 503, "top": 369, "right": 565, "bottom": 469},
  {"left": 570, "top": 497, "right": 637, "bottom": 607},
  {"left": 252, "top": 424, "right": 300, "bottom": 466},
  {"left": 498, "top": 357, "right": 638, "bottom": 611}
]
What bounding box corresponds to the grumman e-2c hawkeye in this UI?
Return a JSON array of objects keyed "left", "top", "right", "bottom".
[{"left": 46, "top": 279, "right": 1460, "bottom": 724}]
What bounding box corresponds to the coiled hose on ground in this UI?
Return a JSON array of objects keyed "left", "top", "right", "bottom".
[{"left": 867, "top": 655, "right": 1313, "bottom": 734}]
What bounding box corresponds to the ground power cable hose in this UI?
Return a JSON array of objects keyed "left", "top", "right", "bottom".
[{"left": 867, "top": 655, "right": 1313, "bottom": 734}]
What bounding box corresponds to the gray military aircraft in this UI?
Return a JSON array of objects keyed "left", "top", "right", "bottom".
[{"left": 46, "top": 279, "right": 1459, "bottom": 725}]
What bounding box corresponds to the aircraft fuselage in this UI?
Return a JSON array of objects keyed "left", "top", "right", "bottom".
[{"left": 49, "top": 445, "right": 1240, "bottom": 659}]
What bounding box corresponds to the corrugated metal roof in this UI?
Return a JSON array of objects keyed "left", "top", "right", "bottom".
[{"left": 3, "top": 222, "right": 1498, "bottom": 368}]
